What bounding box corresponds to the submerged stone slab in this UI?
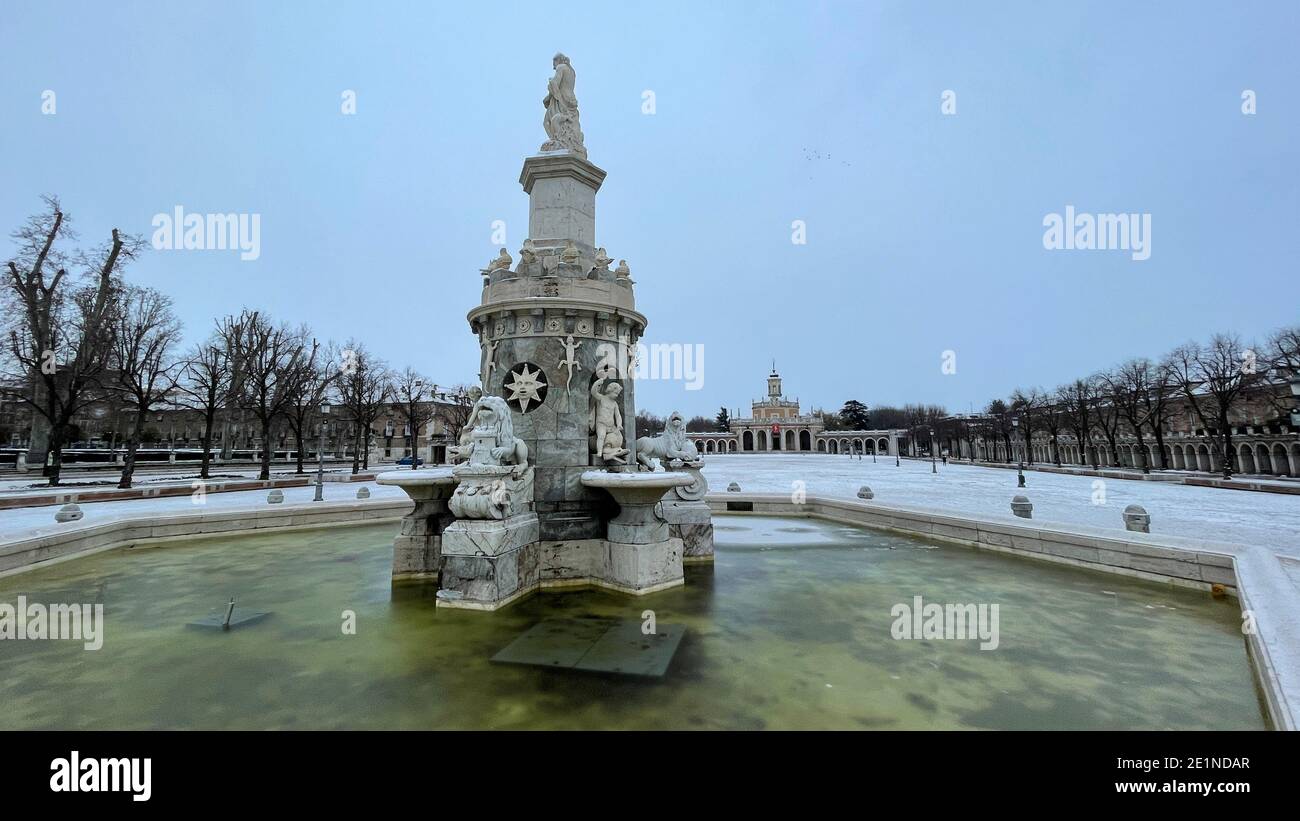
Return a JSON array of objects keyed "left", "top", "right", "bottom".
[{"left": 491, "top": 617, "right": 685, "bottom": 678}]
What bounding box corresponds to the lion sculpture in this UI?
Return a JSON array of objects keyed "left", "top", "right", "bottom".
[{"left": 636, "top": 411, "right": 699, "bottom": 471}]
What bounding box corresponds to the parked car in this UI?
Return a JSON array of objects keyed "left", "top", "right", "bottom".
[{"left": 396, "top": 456, "right": 424, "bottom": 466}]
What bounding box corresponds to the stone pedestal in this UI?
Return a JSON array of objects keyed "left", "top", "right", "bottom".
[
  {"left": 439, "top": 513, "right": 541, "bottom": 609},
  {"left": 376, "top": 468, "right": 459, "bottom": 581},
  {"left": 519, "top": 152, "right": 606, "bottom": 250},
  {"left": 660, "top": 460, "right": 714, "bottom": 563},
  {"left": 580, "top": 471, "right": 691, "bottom": 593}
]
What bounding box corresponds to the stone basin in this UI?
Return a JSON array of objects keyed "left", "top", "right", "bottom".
[
  {"left": 376, "top": 468, "right": 458, "bottom": 501},
  {"left": 581, "top": 470, "right": 693, "bottom": 544}
]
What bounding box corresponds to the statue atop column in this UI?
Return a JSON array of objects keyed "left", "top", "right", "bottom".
[{"left": 541, "top": 53, "right": 587, "bottom": 157}]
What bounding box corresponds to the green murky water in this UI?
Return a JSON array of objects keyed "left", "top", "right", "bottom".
[{"left": 0, "top": 516, "right": 1266, "bottom": 729}]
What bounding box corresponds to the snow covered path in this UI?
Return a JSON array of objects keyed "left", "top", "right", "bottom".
[{"left": 700, "top": 454, "right": 1300, "bottom": 556}]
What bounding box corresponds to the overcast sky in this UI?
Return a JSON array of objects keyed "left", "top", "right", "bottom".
[{"left": 2, "top": 1, "right": 1296, "bottom": 419}]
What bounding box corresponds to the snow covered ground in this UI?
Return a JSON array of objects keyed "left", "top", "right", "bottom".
[
  {"left": 4, "top": 453, "right": 1298, "bottom": 558},
  {"left": 0, "top": 480, "right": 409, "bottom": 545},
  {"left": 700, "top": 454, "right": 1300, "bottom": 556}
]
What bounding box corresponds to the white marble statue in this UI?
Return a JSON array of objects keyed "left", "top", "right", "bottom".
[
  {"left": 541, "top": 53, "right": 586, "bottom": 157},
  {"left": 448, "top": 395, "right": 534, "bottom": 519},
  {"left": 589, "top": 370, "right": 628, "bottom": 465},
  {"left": 593, "top": 247, "right": 613, "bottom": 270},
  {"left": 636, "top": 411, "right": 699, "bottom": 470},
  {"left": 614, "top": 259, "right": 631, "bottom": 278}
]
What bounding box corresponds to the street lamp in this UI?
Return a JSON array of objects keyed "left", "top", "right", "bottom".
[
  {"left": 930, "top": 427, "right": 937, "bottom": 474},
  {"left": 1012, "top": 416, "right": 1025, "bottom": 487},
  {"left": 313, "top": 403, "right": 330, "bottom": 502},
  {"left": 1290, "top": 375, "right": 1300, "bottom": 429}
]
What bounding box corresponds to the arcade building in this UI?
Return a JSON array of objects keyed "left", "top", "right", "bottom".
[{"left": 686, "top": 367, "right": 905, "bottom": 455}]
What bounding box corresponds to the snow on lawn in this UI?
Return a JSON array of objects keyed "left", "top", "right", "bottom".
[
  {"left": 700, "top": 454, "right": 1300, "bottom": 555},
  {"left": 0, "top": 481, "right": 409, "bottom": 544}
]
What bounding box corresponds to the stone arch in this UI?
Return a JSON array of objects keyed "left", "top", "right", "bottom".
[
  {"left": 1255, "top": 443, "right": 1272, "bottom": 475},
  {"left": 705, "top": 440, "right": 715, "bottom": 453},
  {"left": 799, "top": 429, "right": 811, "bottom": 451},
  {"left": 1238, "top": 443, "right": 1256, "bottom": 473},
  {"left": 877, "top": 437, "right": 889, "bottom": 454},
  {"left": 852, "top": 438, "right": 863, "bottom": 453},
  {"left": 829, "top": 439, "right": 838, "bottom": 454},
  {"left": 817, "top": 439, "right": 826, "bottom": 452},
  {"left": 743, "top": 430, "right": 753, "bottom": 451},
  {"left": 757, "top": 429, "right": 768, "bottom": 451},
  {"left": 785, "top": 429, "right": 796, "bottom": 451},
  {"left": 1290, "top": 442, "right": 1300, "bottom": 476},
  {"left": 1271, "top": 442, "right": 1289, "bottom": 476}
]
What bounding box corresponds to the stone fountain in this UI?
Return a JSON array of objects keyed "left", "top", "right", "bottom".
[{"left": 378, "top": 54, "right": 714, "bottom": 610}]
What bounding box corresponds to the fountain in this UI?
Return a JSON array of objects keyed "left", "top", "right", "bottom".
[{"left": 379, "top": 55, "right": 714, "bottom": 610}]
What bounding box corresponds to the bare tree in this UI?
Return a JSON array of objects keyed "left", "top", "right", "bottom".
[
  {"left": 435, "top": 384, "right": 477, "bottom": 456},
  {"left": 1, "top": 197, "right": 144, "bottom": 485},
  {"left": 111, "top": 286, "right": 182, "bottom": 488},
  {"left": 1090, "top": 373, "right": 1123, "bottom": 467},
  {"left": 336, "top": 342, "right": 391, "bottom": 473},
  {"left": 282, "top": 337, "right": 338, "bottom": 474},
  {"left": 176, "top": 333, "right": 231, "bottom": 480},
  {"left": 1009, "top": 388, "right": 1043, "bottom": 464},
  {"left": 1056, "top": 378, "right": 1096, "bottom": 468},
  {"left": 227, "top": 309, "right": 310, "bottom": 480},
  {"left": 393, "top": 367, "right": 436, "bottom": 468},
  {"left": 984, "top": 399, "right": 1013, "bottom": 462},
  {"left": 1101, "top": 361, "right": 1155, "bottom": 473},
  {"left": 1168, "top": 335, "right": 1258, "bottom": 479}
]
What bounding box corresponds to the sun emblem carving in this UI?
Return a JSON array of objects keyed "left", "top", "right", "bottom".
[{"left": 503, "top": 362, "right": 548, "bottom": 413}]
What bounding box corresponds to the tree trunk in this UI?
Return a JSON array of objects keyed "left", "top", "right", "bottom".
[
  {"left": 1220, "top": 414, "right": 1235, "bottom": 479},
  {"left": 259, "top": 418, "right": 273, "bottom": 480},
  {"left": 1150, "top": 424, "right": 1167, "bottom": 471},
  {"left": 45, "top": 424, "right": 66, "bottom": 487},
  {"left": 118, "top": 415, "right": 145, "bottom": 489},
  {"left": 351, "top": 423, "right": 361, "bottom": 474},
  {"left": 199, "top": 408, "right": 216, "bottom": 480},
  {"left": 294, "top": 424, "right": 306, "bottom": 474}
]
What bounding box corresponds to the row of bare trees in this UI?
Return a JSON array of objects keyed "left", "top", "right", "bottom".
[
  {"left": 3, "top": 197, "right": 473, "bottom": 486},
  {"left": 964, "top": 329, "right": 1300, "bottom": 479}
]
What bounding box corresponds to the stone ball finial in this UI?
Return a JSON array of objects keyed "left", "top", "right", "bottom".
[
  {"left": 267, "top": 489, "right": 284, "bottom": 504},
  {"left": 857, "top": 486, "right": 874, "bottom": 500},
  {"left": 727, "top": 481, "right": 741, "bottom": 492},
  {"left": 1122, "top": 503, "right": 1150, "bottom": 533},
  {"left": 55, "top": 503, "right": 83, "bottom": 523},
  {"left": 356, "top": 487, "right": 371, "bottom": 499},
  {"left": 1010, "top": 494, "right": 1032, "bottom": 519}
]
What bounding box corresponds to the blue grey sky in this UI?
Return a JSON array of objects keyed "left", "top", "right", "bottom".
[{"left": 3, "top": 1, "right": 1296, "bottom": 419}]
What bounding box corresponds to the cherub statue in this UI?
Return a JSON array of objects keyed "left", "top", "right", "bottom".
[
  {"left": 589, "top": 370, "right": 628, "bottom": 465},
  {"left": 594, "top": 247, "right": 613, "bottom": 270}
]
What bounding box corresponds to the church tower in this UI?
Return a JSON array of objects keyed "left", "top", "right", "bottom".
[{"left": 767, "top": 361, "right": 782, "bottom": 399}]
